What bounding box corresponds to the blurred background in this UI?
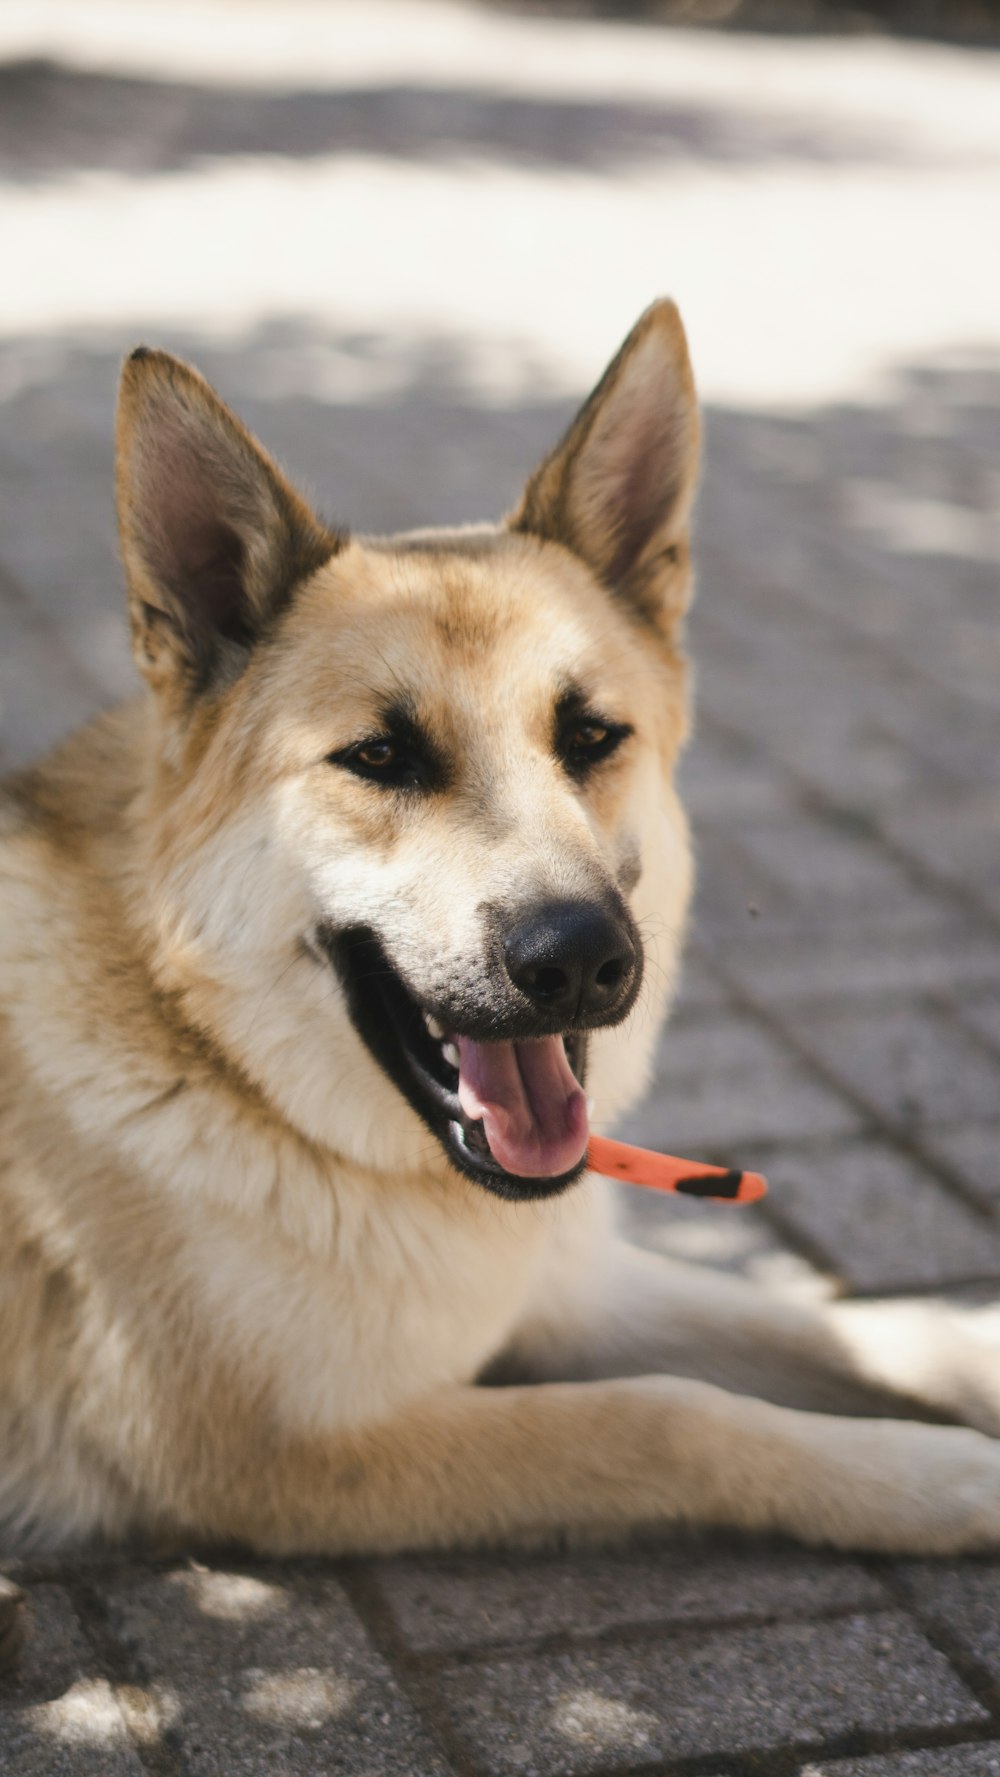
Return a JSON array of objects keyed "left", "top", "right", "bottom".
[{"left": 1, "top": 0, "right": 999, "bottom": 1284}]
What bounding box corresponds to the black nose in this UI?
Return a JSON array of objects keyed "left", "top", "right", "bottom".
[{"left": 503, "top": 900, "right": 639, "bottom": 1022}]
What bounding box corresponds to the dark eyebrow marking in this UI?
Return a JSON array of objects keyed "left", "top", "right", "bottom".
[
  {"left": 552, "top": 681, "right": 632, "bottom": 741},
  {"left": 377, "top": 697, "right": 450, "bottom": 791},
  {"left": 552, "top": 681, "right": 590, "bottom": 732}
]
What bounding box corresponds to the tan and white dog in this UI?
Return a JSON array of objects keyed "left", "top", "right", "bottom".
[{"left": 2, "top": 301, "right": 1000, "bottom": 1557}]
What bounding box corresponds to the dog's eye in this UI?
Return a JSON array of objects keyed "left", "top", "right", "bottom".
[
  {"left": 572, "top": 721, "right": 609, "bottom": 752},
  {"left": 328, "top": 734, "right": 429, "bottom": 790},
  {"left": 559, "top": 715, "right": 631, "bottom": 778},
  {"left": 356, "top": 740, "right": 398, "bottom": 770}
]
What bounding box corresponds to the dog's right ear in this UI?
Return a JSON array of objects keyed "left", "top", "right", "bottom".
[{"left": 116, "top": 348, "right": 338, "bottom": 702}]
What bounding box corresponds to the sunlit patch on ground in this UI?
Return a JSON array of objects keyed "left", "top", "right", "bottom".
[
  {"left": 551, "top": 1683, "right": 659, "bottom": 1754},
  {"left": 28, "top": 1677, "right": 128, "bottom": 1748},
  {"left": 240, "top": 1665, "right": 359, "bottom": 1727},
  {"left": 175, "top": 1567, "right": 289, "bottom": 1621}
]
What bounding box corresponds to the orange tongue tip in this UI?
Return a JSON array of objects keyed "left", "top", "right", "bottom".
[{"left": 586, "top": 1134, "right": 768, "bottom": 1205}]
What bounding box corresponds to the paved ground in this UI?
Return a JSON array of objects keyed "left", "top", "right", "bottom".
[{"left": 2, "top": 3, "right": 1000, "bottom": 1772}]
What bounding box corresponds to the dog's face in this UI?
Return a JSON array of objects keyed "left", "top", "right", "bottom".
[{"left": 116, "top": 305, "right": 699, "bottom": 1198}]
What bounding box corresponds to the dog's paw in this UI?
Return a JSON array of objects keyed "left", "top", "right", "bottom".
[{"left": 818, "top": 1421, "right": 1000, "bottom": 1555}]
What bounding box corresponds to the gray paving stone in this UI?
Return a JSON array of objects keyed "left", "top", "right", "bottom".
[
  {"left": 617, "top": 1008, "right": 863, "bottom": 1158},
  {"left": 887, "top": 691, "right": 1000, "bottom": 797},
  {"left": 0, "top": 1584, "right": 144, "bottom": 1776},
  {"left": 103, "top": 1562, "right": 454, "bottom": 1776},
  {"left": 670, "top": 951, "right": 735, "bottom": 1014},
  {"left": 690, "top": 827, "right": 796, "bottom": 939},
  {"left": 707, "top": 925, "right": 1000, "bottom": 1006},
  {"left": 0, "top": 583, "right": 107, "bottom": 770},
  {"left": 885, "top": 791, "right": 1000, "bottom": 921},
  {"left": 721, "top": 813, "right": 952, "bottom": 932},
  {"left": 374, "top": 1541, "right": 887, "bottom": 1654},
  {"left": 434, "top": 1612, "right": 985, "bottom": 1774},
  {"left": 895, "top": 1561, "right": 1000, "bottom": 1681},
  {"left": 704, "top": 680, "right": 948, "bottom": 809},
  {"left": 0, "top": 1583, "right": 97, "bottom": 1706},
  {"left": 804, "top": 1748, "right": 1000, "bottom": 1775},
  {"left": 678, "top": 726, "right": 792, "bottom": 822},
  {"left": 614, "top": 1179, "right": 825, "bottom": 1290},
  {"left": 745, "top": 1137, "right": 1000, "bottom": 1290},
  {"left": 782, "top": 1000, "right": 1000, "bottom": 1131},
  {"left": 920, "top": 1122, "right": 1000, "bottom": 1208},
  {"left": 0, "top": 1685, "right": 145, "bottom": 1777},
  {"left": 962, "top": 998, "right": 1000, "bottom": 1062},
  {"left": 693, "top": 601, "right": 962, "bottom": 809}
]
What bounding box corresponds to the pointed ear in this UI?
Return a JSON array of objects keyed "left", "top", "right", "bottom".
[
  {"left": 116, "top": 348, "right": 339, "bottom": 699},
  {"left": 509, "top": 300, "right": 700, "bottom": 632}
]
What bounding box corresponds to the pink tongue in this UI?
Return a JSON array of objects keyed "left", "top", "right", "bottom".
[{"left": 456, "top": 1034, "right": 589, "bottom": 1178}]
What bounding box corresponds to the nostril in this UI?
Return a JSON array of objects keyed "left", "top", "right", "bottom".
[
  {"left": 528, "top": 965, "right": 569, "bottom": 1000},
  {"left": 595, "top": 957, "right": 625, "bottom": 991}
]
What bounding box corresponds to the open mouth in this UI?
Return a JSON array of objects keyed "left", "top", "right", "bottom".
[{"left": 324, "top": 928, "right": 591, "bottom": 1200}]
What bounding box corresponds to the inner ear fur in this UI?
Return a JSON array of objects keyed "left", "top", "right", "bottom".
[
  {"left": 116, "top": 347, "right": 339, "bottom": 700},
  {"left": 509, "top": 300, "right": 700, "bottom": 632}
]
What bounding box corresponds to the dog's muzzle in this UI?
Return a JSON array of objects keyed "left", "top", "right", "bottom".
[{"left": 322, "top": 895, "right": 642, "bottom": 1201}]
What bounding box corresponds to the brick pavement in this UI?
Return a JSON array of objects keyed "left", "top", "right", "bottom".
[{"left": 2, "top": 3, "right": 1000, "bottom": 1772}]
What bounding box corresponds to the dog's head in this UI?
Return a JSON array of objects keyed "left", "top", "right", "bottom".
[{"left": 116, "top": 304, "right": 699, "bottom": 1199}]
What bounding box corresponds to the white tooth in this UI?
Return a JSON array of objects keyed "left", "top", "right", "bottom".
[
  {"left": 443, "top": 1042, "right": 460, "bottom": 1070},
  {"left": 425, "top": 1015, "right": 445, "bottom": 1040}
]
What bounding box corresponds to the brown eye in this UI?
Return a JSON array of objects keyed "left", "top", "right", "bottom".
[
  {"left": 356, "top": 740, "right": 397, "bottom": 769},
  {"left": 328, "top": 731, "right": 436, "bottom": 790},
  {"left": 558, "top": 711, "right": 631, "bottom": 778},
  {"left": 571, "top": 722, "right": 608, "bottom": 751}
]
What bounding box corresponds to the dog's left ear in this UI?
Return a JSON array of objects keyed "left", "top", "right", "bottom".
[
  {"left": 116, "top": 347, "right": 338, "bottom": 702},
  {"left": 509, "top": 300, "right": 700, "bottom": 633}
]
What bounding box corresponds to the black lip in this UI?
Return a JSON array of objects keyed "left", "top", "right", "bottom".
[{"left": 320, "top": 926, "right": 591, "bottom": 1201}]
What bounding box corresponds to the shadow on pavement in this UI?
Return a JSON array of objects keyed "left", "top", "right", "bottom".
[{"left": 0, "top": 56, "right": 979, "bottom": 183}]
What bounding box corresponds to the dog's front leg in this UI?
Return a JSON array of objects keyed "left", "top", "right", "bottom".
[
  {"left": 187, "top": 1376, "right": 1000, "bottom": 1558},
  {"left": 492, "top": 1233, "right": 1000, "bottom": 1431}
]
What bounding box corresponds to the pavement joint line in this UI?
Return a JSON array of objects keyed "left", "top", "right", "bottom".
[
  {"left": 697, "top": 688, "right": 1000, "bottom": 949},
  {"left": 695, "top": 546, "right": 999, "bottom": 740},
  {"left": 377, "top": 1591, "right": 924, "bottom": 1673},
  {"left": 939, "top": 994, "right": 1000, "bottom": 1072},
  {"left": 873, "top": 1557, "right": 1000, "bottom": 1726},
  {"left": 687, "top": 878, "right": 1000, "bottom": 1230},
  {"left": 351, "top": 1589, "right": 1000, "bottom": 1777},
  {"left": 798, "top": 794, "right": 1000, "bottom": 952},
  {"left": 688, "top": 943, "right": 1000, "bottom": 1279},
  {"left": 704, "top": 946, "right": 1000, "bottom": 1238},
  {"left": 756, "top": 1187, "right": 880, "bottom": 1300},
  {"left": 699, "top": 494, "right": 1000, "bottom": 729},
  {"left": 335, "top": 1557, "right": 472, "bottom": 1777},
  {"left": 433, "top": 1716, "right": 1000, "bottom": 1777},
  {"left": 695, "top": 560, "right": 964, "bottom": 732}
]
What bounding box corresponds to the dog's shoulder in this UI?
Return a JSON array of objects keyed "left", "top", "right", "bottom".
[{"left": 0, "top": 701, "right": 146, "bottom": 861}]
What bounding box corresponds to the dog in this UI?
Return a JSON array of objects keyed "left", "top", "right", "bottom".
[{"left": 2, "top": 300, "right": 1000, "bottom": 1558}]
